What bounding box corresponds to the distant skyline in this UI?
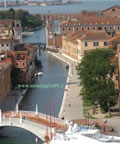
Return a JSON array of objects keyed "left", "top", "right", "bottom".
[{"left": 0, "top": 0, "right": 120, "bottom": 1}]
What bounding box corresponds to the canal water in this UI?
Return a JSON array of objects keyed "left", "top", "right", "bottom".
[
  {"left": 1, "top": 1, "right": 120, "bottom": 143},
  {"left": 0, "top": 27, "right": 68, "bottom": 144}
]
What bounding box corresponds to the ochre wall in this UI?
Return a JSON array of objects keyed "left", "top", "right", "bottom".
[{"left": 0, "top": 64, "right": 12, "bottom": 102}]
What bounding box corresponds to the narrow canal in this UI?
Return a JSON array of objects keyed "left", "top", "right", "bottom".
[{"left": 0, "top": 28, "right": 68, "bottom": 144}]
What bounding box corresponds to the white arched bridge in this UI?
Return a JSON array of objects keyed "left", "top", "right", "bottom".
[{"left": 0, "top": 107, "right": 67, "bottom": 142}]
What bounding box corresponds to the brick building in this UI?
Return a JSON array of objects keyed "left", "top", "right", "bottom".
[
  {"left": 0, "top": 38, "right": 14, "bottom": 52},
  {"left": 103, "top": 5, "right": 120, "bottom": 18},
  {"left": 0, "top": 19, "right": 22, "bottom": 44},
  {"left": 0, "top": 44, "right": 37, "bottom": 84},
  {"left": 60, "top": 15, "right": 120, "bottom": 35},
  {"left": 0, "top": 63, "right": 12, "bottom": 102}
]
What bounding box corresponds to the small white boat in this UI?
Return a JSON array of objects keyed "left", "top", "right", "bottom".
[
  {"left": 35, "top": 72, "right": 43, "bottom": 76},
  {"left": 44, "top": 121, "right": 120, "bottom": 144}
]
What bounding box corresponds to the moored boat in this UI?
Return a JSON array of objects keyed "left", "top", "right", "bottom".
[{"left": 44, "top": 121, "right": 120, "bottom": 144}]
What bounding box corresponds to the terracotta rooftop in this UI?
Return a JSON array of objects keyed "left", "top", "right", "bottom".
[
  {"left": 14, "top": 44, "right": 37, "bottom": 53},
  {"left": 0, "top": 19, "right": 13, "bottom": 25},
  {"left": 24, "top": 44, "right": 37, "bottom": 52},
  {"left": 102, "top": 5, "right": 120, "bottom": 12},
  {"left": 0, "top": 38, "right": 11, "bottom": 43},
  {"left": 79, "top": 31, "right": 112, "bottom": 41},
  {"left": 60, "top": 15, "right": 120, "bottom": 26},
  {"left": 64, "top": 31, "right": 112, "bottom": 43},
  {"left": 108, "top": 34, "right": 120, "bottom": 43}
]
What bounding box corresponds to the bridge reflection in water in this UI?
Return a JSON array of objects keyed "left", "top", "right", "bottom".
[{"left": 0, "top": 108, "right": 66, "bottom": 142}]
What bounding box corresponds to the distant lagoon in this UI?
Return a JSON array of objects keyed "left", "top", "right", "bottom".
[{"left": 0, "top": 0, "right": 120, "bottom": 14}]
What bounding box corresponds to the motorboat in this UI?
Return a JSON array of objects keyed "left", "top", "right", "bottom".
[{"left": 35, "top": 71, "right": 43, "bottom": 76}]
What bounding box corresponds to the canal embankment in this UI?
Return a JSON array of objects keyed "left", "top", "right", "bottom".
[
  {"left": 47, "top": 51, "right": 84, "bottom": 121},
  {"left": 0, "top": 88, "right": 28, "bottom": 112}
]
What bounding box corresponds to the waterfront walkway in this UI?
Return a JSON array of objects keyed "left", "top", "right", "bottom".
[
  {"left": 47, "top": 52, "right": 120, "bottom": 136},
  {"left": 47, "top": 52, "right": 84, "bottom": 121}
]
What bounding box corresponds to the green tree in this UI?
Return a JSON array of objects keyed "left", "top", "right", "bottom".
[
  {"left": 77, "top": 48, "right": 118, "bottom": 113},
  {"left": 16, "top": 9, "right": 24, "bottom": 20},
  {"left": 15, "top": 9, "right": 27, "bottom": 28},
  {"left": 0, "top": 12, "right": 5, "bottom": 19},
  {"left": 5, "top": 8, "right": 15, "bottom": 19}
]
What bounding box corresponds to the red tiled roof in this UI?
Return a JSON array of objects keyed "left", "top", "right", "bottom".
[
  {"left": 79, "top": 31, "right": 112, "bottom": 41},
  {"left": 102, "top": 5, "right": 120, "bottom": 12},
  {"left": 0, "top": 19, "right": 13, "bottom": 25},
  {"left": 0, "top": 38, "right": 11, "bottom": 43},
  {"left": 64, "top": 31, "right": 112, "bottom": 43},
  {"left": 60, "top": 15, "right": 120, "bottom": 26},
  {"left": 108, "top": 34, "right": 120, "bottom": 43}
]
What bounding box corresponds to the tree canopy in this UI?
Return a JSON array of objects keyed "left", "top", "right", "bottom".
[
  {"left": 77, "top": 48, "right": 118, "bottom": 112},
  {"left": 0, "top": 9, "right": 42, "bottom": 30}
]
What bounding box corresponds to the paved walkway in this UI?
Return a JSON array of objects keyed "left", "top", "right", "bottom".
[
  {"left": 106, "top": 116, "right": 120, "bottom": 136},
  {"left": 47, "top": 52, "right": 120, "bottom": 136},
  {"left": 47, "top": 52, "right": 84, "bottom": 121}
]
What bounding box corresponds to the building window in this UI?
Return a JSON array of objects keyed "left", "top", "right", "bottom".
[
  {"left": 104, "top": 42, "right": 107, "bottom": 46},
  {"left": 87, "top": 27, "right": 90, "bottom": 30},
  {"left": 17, "top": 24, "right": 19, "bottom": 27},
  {"left": 116, "top": 76, "right": 118, "bottom": 80},
  {"left": 110, "top": 26, "right": 112, "bottom": 30},
  {"left": 98, "top": 27, "right": 102, "bottom": 30},
  {"left": 112, "top": 8, "right": 116, "bottom": 12},
  {"left": 1, "top": 44, "right": 4, "bottom": 47},
  {"left": 23, "top": 62, "right": 25, "bottom": 66},
  {"left": 7, "top": 55, "right": 11, "bottom": 58},
  {"left": 76, "top": 27, "right": 79, "bottom": 31},
  {"left": 16, "top": 62, "right": 18, "bottom": 66},
  {"left": 7, "top": 44, "right": 9, "bottom": 47},
  {"left": 93, "top": 42, "right": 99, "bottom": 46},
  {"left": 118, "top": 26, "right": 120, "bottom": 30},
  {"left": 19, "top": 75, "right": 22, "bottom": 79},
  {"left": 62, "top": 27, "right": 65, "bottom": 31},
  {"left": 104, "top": 26, "right": 106, "bottom": 30},
  {"left": 93, "top": 27, "right": 96, "bottom": 30},
  {"left": 81, "top": 27, "right": 84, "bottom": 31},
  {"left": 30, "top": 62, "right": 32, "bottom": 65},
  {"left": 68, "top": 27, "right": 71, "bottom": 31},
  {"left": 84, "top": 42, "right": 88, "bottom": 47}
]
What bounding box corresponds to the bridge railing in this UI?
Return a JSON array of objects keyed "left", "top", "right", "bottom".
[
  {"left": 24, "top": 111, "right": 65, "bottom": 125},
  {"left": 0, "top": 117, "right": 49, "bottom": 132}
]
